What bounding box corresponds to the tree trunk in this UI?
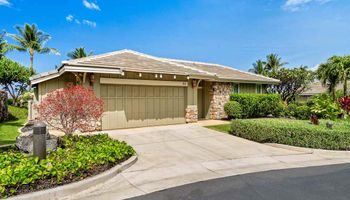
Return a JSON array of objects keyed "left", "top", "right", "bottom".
[
  {"left": 30, "top": 55, "right": 34, "bottom": 73},
  {"left": 344, "top": 76, "right": 348, "bottom": 96}
]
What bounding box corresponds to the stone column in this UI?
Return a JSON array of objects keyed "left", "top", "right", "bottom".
[
  {"left": 185, "top": 105, "right": 198, "bottom": 123},
  {"left": 209, "top": 82, "right": 232, "bottom": 119}
]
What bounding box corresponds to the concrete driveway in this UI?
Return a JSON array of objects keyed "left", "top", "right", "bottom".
[{"left": 67, "top": 124, "right": 350, "bottom": 200}]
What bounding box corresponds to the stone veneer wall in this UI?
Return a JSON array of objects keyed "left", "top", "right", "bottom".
[
  {"left": 0, "top": 90, "right": 8, "bottom": 122},
  {"left": 185, "top": 105, "right": 198, "bottom": 123},
  {"left": 209, "top": 82, "right": 232, "bottom": 119}
]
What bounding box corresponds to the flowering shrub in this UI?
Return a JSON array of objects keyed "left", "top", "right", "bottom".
[
  {"left": 339, "top": 96, "right": 350, "bottom": 116},
  {"left": 35, "top": 85, "right": 103, "bottom": 135}
]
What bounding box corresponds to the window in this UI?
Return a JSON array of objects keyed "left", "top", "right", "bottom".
[
  {"left": 256, "top": 84, "right": 262, "bottom": 94},
  {"left": 232, "top": 83, "right": 239, "bottom": 93}
]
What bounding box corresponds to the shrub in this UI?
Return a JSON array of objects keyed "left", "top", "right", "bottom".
[
  {"left": 339, "top": 96, "right": 350, "bottom": 116},
  {"left": 230, "top": 93, "right": 283, "bottom": 118},
  {"left": 35, "top": 85, "right": 104, "bottom": 135},
  {"left": 224, "top": 101, "right": 242, "bottom": 119},
  {"left": 230, "top": 119, "right": 350, "bottom": 150},
  {"left": 308, "top": 95, "right": 342, "bottom": 119},
  {"left": 0, "top": 134, "right": 135, "bottom": 198},
  {"left": 285, "top": 103, "right": 311, "bottom": 120}
]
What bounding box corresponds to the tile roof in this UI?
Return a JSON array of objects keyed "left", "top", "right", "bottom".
[
  {"left": 33, "top": 49, "right": 280, "bottom": 84},
  {"left": 301, "top": 81, "right": 347, "bottom": 96}
]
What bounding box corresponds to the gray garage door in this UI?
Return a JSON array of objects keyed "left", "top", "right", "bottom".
[{"left": 101, "top": 85, "right": 186, "bottom": 130}]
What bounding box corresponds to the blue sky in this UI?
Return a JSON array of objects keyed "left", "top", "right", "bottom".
[{"left": 0, "top": 0, "right": 350, "bottom": 73}]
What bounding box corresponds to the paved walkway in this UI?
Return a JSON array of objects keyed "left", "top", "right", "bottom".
[{"left": 65, "top": 124, "right": 350, "bottom": 200}]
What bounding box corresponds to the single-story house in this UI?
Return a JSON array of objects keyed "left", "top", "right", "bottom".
[
  {"left": 30, "top": 49, "right": 279, "bottom": 130},
  {"left": 298, "top": 81, "right": 348, "bottom": 101}
]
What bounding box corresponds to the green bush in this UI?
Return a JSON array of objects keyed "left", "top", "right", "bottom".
[
  {"left": 307, "top": 94, "right": 342, "bottom": 119},
  {"left": 230, "top": 93, "right": 283, "bottom": 118},
  {"left": 285, "top": 103, "right": 311, "bottom": 120},
  {"left": 224, "top": 101, "right": 242, "bottom": 119},
  {"left": 0, "top": 134, "right": 135, "bottom": 198},
  {"left": 230, "top": 119, "right": 350, "bottom": 150}
]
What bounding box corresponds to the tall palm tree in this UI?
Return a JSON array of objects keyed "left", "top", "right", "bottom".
[
  {"left": 329, "top": 55, "right": 350, "bottom": 96},
  {"left": 0, "top": 31, "right": 13, "bottom": 59},
  {"left": 8, "top": 24, "right": 59, "bottom": 72},
  {"left": 265, "top": 54, "right": 288, "bottom": 74},
  {"left": 317, "top": 61, "right": 341, "bottom": 101},
  {"left": 249, "top": 59, "right": 266, "bottom": 75},
  {"left": 67, "top": 47, "right": 93, "bottom": 59}
]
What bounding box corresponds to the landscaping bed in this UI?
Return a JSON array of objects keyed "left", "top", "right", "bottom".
[
  {"left": 0, "top": 134, "right": 135, "bottom": 198},
  {"left": 207, "top": 118, "right": 350, "bottom": 151}
]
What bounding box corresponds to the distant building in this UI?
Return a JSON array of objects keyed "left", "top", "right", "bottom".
[{"left": 298, "top": 81, "right": 348, "bottom": 101}]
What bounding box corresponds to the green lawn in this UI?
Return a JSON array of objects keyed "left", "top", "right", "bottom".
[
  {"left": 0, "top": 106, "right": 28, "bottom": 145},
  {"left": 206, "top": 118, "right": 350, "bottom": 150}
]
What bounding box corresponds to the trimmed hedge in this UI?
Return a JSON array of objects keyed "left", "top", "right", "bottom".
[
  {"left": 285, "top": 103, "right": 311, "bottom": 120},
  {"left": 230, "top": 119, "right": 350, "bottom": 150},
  {"left": 230, "top": 93, "right": 283, "bottom": 118},
  {"left": 0, "top": 134, "right": 135, "bottom": 198},
  {"left": 224, "top": 101, "right": 242, "bottom": 119}
]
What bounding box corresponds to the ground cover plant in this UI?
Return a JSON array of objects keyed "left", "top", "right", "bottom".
[
  {"left": 207, "top": 118, "right": 350, "bottom": 151},
  {"left": 0, "top": 134, "right": 135, "bottom": 198},
  {"left": 0, "top": 106, "right": 27, "bottom": 145}
]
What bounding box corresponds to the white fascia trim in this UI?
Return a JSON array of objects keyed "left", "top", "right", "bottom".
[
  {"left": 31, "top": 65, "right": 122, "bottom": 85},
  {"left": 31, "top": 72, "right": 61, "bottom": 85},
  {"left": 63, "top": 65, "right": 122, "bottom": 74}
]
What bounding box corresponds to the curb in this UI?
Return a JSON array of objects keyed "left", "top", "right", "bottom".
[
  {"left": 9, "top": 155, "right": 138, "bottom": 200},
  {"left": 265, "top": 143, "right": 350, "bottom": 158}
]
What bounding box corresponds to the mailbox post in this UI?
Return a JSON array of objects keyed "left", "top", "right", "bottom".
[{"left": 33, "top": 122, "right": 47, "bottom": 159}]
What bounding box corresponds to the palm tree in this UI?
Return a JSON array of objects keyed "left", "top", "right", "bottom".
[
  {"left": 67, "top": 47, "right": 93, "bottom": 59},
  {"left": 0, "top": 31, "right": 13, "bottom": 59},
  {"left": 317, "top": 62, "right": 341, "bottom": 101},
  {"left": 265, "top": 54, "right": 288, "bottom": 74},
  {"left": 8, "top": 23, "right": 59, "bottom": 72},
  {"left": 329, "top": 55, "right": 350, "bottom": 96},
  {"left": 249, "top": 59, "right": 266, "bottom": 75}
]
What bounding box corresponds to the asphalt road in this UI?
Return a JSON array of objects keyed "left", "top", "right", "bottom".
[{"left": 128, "top": 164, "right": 350, "bottom": 200}]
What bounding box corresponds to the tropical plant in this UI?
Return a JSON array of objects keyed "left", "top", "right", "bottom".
[
  {"left": 265, "top": 54, "right": 288, "bottom": 74},
  {"left": 309, "top": 95, "right": 342, "bottom": 120},
  {"left": 339, "top": 96, "right": 350, "bottom": 116},
  {"left": 249, "top": 59, "right": 266, "bottom": 75},
  {"left": 0, "top": 57, "right": 31, "bottom": 106},
  {"left": 8, "top": 24, "right": 59, "bottom": 72},
  {"left": 34, "top": 85, "right": 104, "bottom": 135},
  {"left": 0, "top": 134, "right": 134, "bottom": 198},
  {"left": 269, "top": 66, "right": 315, "bottom": 103},
  {"left": 67, "top": 47, "right": 93, "bottom": 59},
  {"left": 0, "top": 30, "right": 13, "bottom": 59},
  {"left": 316, "top": 61, "right": 342, "bottom": 101},
  {"left": 328, "top": 56, "right": 350, "bottom": 96}
]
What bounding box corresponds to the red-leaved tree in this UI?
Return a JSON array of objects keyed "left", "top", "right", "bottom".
[
  {"left": 35, "top": 85, "right": 104, "bottom": 135},
  {"left": 339, "top": 96, "right": 350, "bottom": 116}
]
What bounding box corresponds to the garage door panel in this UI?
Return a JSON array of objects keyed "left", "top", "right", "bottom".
[{"left": 102, "top": 84, "right": 186, "bottom": 130}]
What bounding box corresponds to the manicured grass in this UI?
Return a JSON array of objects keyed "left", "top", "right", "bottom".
[
  {"left": 206, "top": 118, "right": 350, "bottom": 150},
  {"left": 0, "top": 134, "right": 135, "bottom": 198},
  {"left": 206, "top": 124, "right": 232, "bottom": 134},
  {"left": 0, "top": 106, "right": 28, "bottom": 145}
]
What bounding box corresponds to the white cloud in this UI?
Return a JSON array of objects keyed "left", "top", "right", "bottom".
[
  {"left": 83, "top": 0, "right": 100, "bottom": 11},
  {"left": 283, "top": 0, "right": 331, "bottom": 12},
  {"left": 83, "top": 20, "right": 97, "bottom": 28},
  {"left": 65, "top": 15, "right": 82, "bottom": 25},
  {"left": 65, "top": 14, "right": 74, "bottom": 22},
  {"left": 0, "top": 0, "right": 10, "bottom": 6}
]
